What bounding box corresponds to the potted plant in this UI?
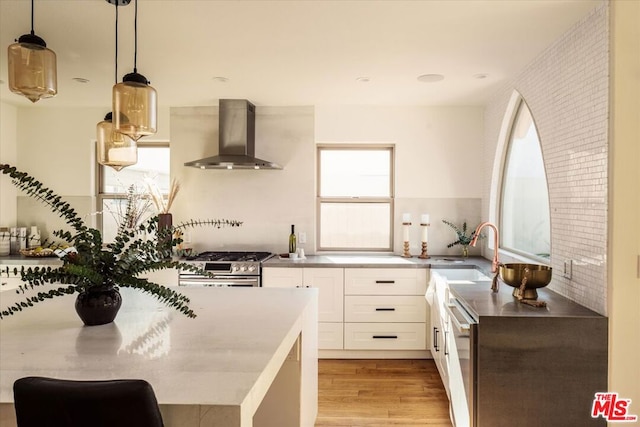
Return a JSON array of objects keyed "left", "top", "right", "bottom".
[
  {"left": 0, "top": 164, "right": 241, "bottom": 325},
  {"left": 442, "top": 219, "right": 484, "bottom": 257}
]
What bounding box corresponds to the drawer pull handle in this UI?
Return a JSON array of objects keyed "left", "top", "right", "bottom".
[
  {"left": 372, "top": 335, "right": 398, "bottom": 339},
  {"left": 375, "top": 280, "right": 395, "bottom": 284},
  {"left": 375, "top": 308, "right": 396, "bottom": 311},
  {"left": 433, "top": 327, "right": 439, "bottom": 351}
]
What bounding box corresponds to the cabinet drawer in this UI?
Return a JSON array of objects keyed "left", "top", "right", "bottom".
[
  {"left": 345, "top": 268, "right": 427, "bottom": 295},
  {"left": 345, "top": 295, "right": 426, "bottom": 322},
  {"left": 319, "top": 322, "right": 343, "bottom": 350},
  {"left": 344, "top": 323, "right": 426, "bottom": 350}
]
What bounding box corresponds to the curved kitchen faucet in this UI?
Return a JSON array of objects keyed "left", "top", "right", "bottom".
[{"left": 470, "top": 222, "right": 501, "bottom": 292}]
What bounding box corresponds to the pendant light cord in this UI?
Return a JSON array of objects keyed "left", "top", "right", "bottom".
[
  {"left": 115, "top": 2, "right": 119, "bottom": 84},
  {"left": 30, "top": 0, "right": 34, "bottom": 35},
  {"left": 133, "top": 0, "right": 138, "bottom": 74}
]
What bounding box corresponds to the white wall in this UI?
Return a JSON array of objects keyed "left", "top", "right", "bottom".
[
  {"left": 316, "top": 105, "right": 484, "bottom": 255},
  {"left": 0, "top": 101, "right": 18, "bottom": 227},
  {"left": 482, "top": 4, "right": 609, "bottom": 314}
]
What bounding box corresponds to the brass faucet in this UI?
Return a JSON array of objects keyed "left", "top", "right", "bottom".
[{"left": 470, "top": 222, "right": 500, "bottom": 273}]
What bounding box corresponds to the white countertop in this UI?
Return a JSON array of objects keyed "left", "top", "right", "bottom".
[{"left": 0, "top": 286, "right": 318, "bottom": 421}]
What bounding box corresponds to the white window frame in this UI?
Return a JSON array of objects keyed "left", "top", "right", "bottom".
[
  {"left": 498, "top": 99, "right": 551, "bottom": 261},
  {"left": 96, "top": 141, "right": 170, "bottom": 235},
  {"left": 316, "top": 144, "right": 395, "bottom": 252}
]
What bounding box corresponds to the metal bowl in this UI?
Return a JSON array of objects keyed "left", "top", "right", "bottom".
[{"left": 499, "top": 263, "right": 552, "bottom": 299}]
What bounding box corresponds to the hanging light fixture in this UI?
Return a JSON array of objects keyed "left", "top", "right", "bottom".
[
  {"left": 7, "top": 0, "right": 57, "bottom": 103},
  {"left": 112, "top": 0, "right": 157, "bottom": 141},
  {"left": 97, "top": 0, "right": 137, "bottom": 171}
]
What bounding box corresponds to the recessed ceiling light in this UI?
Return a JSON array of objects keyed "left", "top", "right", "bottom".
[
  {"left": 72, "top": 77, "right": 90, "bottom": 84},
  {"left": 417, "top": 74, "right": 444, "bottom": 83},
  {"left": 213, "top": 76, "right": 229, "bottom": 83},
  {"left": 355, "top": 76, "right": 370, "bottom": 83},
  {"left": 474, "top": 73, "right": 489, "bottom": 79}
]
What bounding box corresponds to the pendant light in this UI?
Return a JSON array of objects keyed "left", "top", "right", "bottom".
[
  {"left": 7, "top": 0, "right": 57, "bottom": 103},
  {"left": 112, "top": 0, "right": 157, "bottom": 141},
  {"left": 97, "top": 0, "right": 137, "bottom": 171}
]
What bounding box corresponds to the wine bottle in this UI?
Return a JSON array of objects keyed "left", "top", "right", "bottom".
[{"left": 289, "top": 224, "right": 297, "bottom": 254}]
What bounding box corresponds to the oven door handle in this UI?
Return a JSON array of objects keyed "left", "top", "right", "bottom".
[{"left": 179, "top": 277, "right": 259, "bottom": 287}]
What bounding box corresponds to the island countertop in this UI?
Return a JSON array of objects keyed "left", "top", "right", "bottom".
[{"left": 0, "top": 287, "right": 319, "bottom": 427}]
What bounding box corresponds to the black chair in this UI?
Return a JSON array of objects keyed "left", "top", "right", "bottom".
[{"left": 13, "top": 377, "right": 164, "bottom": 427}]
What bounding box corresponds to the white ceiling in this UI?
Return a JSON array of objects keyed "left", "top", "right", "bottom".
[{"left": 0, "top": 0, "right": 601, "bottom": 109}]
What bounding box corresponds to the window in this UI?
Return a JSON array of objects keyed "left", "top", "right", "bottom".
[
  {"left": 500, "top": 100, "right": 551, "bottom": 259},
  {"left": 317, "top": 145, "right": 394, "bottom": 251},
  {"left": 97, "top": 142, "right": 170, "bottom": 242}
]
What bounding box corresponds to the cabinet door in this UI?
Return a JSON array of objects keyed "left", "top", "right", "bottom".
[
  {"left": 302, "top": 268, "right": 343, "bottom": 322},
  {"left": 262, "top": 267, "right": 303, "bottom": 288}
]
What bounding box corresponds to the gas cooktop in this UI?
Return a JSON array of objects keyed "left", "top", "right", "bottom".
[{"left": 185, "top": 251, "right": 274, "bottom": 262}]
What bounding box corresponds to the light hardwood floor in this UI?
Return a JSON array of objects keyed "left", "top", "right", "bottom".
[{"left": 315, "top": 359, "right": 453, "bottom": 427}]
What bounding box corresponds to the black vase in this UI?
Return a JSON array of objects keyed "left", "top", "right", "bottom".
[
  {"left": 75, "top": 287, "right": 122, "bottom": 326},
  {"left": 157, "top": 213, "right": 173, "bottom": 257}
]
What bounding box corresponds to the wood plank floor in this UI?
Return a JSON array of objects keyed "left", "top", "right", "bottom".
[{"left": 315, "top": 359, "right": 453, "bottom": 427}]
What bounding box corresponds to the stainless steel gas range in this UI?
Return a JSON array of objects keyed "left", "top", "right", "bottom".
[{"left": 178, "top": 251, "right": 275, "bottom": 287}]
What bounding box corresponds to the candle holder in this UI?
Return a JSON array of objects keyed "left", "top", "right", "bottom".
[
  {"left": 402, "top": 222, "right": 412, "bottom": 258},
  {"left": 419, "top": 222, "right": 430, "bottom": 259}
]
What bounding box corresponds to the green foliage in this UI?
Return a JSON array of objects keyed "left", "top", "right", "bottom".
[
  {"left": 0, "top": 164, "right": 242, "bottom": 320},
  {"left": 442, "top": 219, "right": 484, "bottom": 248}
]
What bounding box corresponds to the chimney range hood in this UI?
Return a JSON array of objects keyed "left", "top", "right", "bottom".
[{"left": 184, "top": 99, "right": 282, "bottom": 170}]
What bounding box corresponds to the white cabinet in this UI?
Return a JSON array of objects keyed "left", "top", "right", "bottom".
[
  {"left": 264, "top": 266, "right": 430, "bottom": 354},
  {"left": 262, "top": 268, "right": 303, "bottom": 288},
  {"left": 344, "top": 268, "right": 428, "bottom": 351},
  {"left": 263, "top": 267, "right": 344, "bottom": 349},
  {"left": 429, "top": 287, "right": 450, "bottom": 397},
  {"left": 302, "top": 268, "right": 343, "bottom": 323}
]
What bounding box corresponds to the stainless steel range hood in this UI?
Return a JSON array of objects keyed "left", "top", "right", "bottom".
[{"left": 184, "top": 99, "right": 282, "bottom": 170}]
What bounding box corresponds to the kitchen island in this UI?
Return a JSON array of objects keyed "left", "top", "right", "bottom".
[
  {"left": 0, "top": 287, "right": 318, "bottom": 427},
  {"left": 449, "top": 283, "right": 607, "bottom": 427}
]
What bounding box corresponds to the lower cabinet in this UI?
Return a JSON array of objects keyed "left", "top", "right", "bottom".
[
  {"left": 263, "top": 266, "right": 429, "bottom": 353},
  {"left": 263, "top": 267, "right": 344, "bottom": 349},
  {"left": 344, "top": 268, "right": 428, "bottom": 351}
]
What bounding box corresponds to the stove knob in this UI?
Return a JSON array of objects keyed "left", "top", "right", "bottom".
[
  {"left": 240, "top": 265, "right": 248, "bottom": 272},
  {"left": 248, "top": 265, "right": 256, "bottom": 272},
  {"left": 232, "top": 264, "right": 240, "bottom": 272}
]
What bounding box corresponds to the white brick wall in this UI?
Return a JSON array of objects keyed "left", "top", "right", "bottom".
[{"left": 482, "top": 3, "right": 609, "bottom": 314}]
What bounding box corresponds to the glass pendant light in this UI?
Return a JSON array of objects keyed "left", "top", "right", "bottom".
[
  {"left": 97, "top": 113, "right": 137, "bottom": 171},
  {"left": 113, "top": 0, "right": 157, "bottom": 141},
  {"left": 7, "top": 0, "right": 57, "bottom": 103},
  {"left": 97, "top": 0, "right": 137, "bottom": 172}
]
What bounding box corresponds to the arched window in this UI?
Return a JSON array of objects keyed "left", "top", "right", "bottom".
[{"left": 500, "top": 100, "right": 550, "bottom": 259}]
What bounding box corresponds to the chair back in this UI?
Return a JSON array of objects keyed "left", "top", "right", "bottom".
[{"left": 13, "top": 377, "right": 164, "bottom": 427}]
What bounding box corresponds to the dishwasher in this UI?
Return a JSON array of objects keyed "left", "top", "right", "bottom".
[{"left": 445, "top": 297, "right": 478, "bottom": 427}]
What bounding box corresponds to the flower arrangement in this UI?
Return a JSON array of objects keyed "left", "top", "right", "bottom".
[
  {"left": 0, "top": 164, "right": 241, "bottom": 323},
  {"left": 442, "top": 219, "right": 484, "bottom": 256}
]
